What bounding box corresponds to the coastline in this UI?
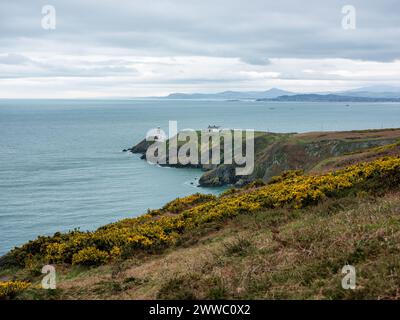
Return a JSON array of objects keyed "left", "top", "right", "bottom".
[
  {"left": 127, "top": 128, "right": 400, "bottom": 187},
  {"left": 1, "top": 140, "right": 400, "bottom": 299}
]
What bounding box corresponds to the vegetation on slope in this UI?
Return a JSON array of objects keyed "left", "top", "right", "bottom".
[
  {"left": 1, "top": 155, "right": 400, "bottom": 299},
  {"left": 0, "top": 281, "right": 30, "bottom": 300}
]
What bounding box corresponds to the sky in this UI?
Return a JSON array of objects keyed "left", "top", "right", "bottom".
[{"left": 0, "top": 0, "right": 400, "bottom": 98}]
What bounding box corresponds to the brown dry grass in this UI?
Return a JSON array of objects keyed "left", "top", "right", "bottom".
[
  {"left": 17, "top": 191, "right": 400, "bottom": 300},
  {"left": 294, "top": 128, "right": 400, "bottom": 142}
]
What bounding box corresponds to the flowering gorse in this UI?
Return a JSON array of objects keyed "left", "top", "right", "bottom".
[
  {"left": 9, "top": 157, "right": 400, "bottom": 267},
  {"left": 0, "top": 281, "right": 30, "bottom": 299}
]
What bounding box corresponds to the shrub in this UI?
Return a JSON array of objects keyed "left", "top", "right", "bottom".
[
  {"left": 243, "top": 179, "right": 266, "bottom": 189},
  {"left": 161, "top": 193, "right": 216, "bottom": 214},
  {"left": 7, "top": 156, "right": 400, "bottom": 267},
  {"left": 157, "top": 275, "right": 198, "bottom": 300},
  {"left": 0, "top": 281, "right": 30, "bottom": 300},
  {"left": 269, "top": 169, "right": 304, "bottom": 184},
  {"left": 45, "top": 243, "right": 69, "bottom": 263},
  {"left": 110, "top": 246, "right": 122, "bottom": 260},
  {"left": 220, "top": 188, "right": 238, "bottom": 197},
  {"left": 223, "top": 236, "right": 253, "bottom": 257},
  {"left": 72, "top": 247, "right": 109, "bottom": 266}
]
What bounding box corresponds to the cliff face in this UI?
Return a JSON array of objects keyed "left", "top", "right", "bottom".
[{"left": 127, "top": 128, "right": 400, "bottom": 187}]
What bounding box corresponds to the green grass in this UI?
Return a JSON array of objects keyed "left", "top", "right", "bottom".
[
  {"left": 5, "top": 190, "right": 400, "bottom": 300},
  {"left": 3, "top": 140, "right": 400, "bottom": 300}
]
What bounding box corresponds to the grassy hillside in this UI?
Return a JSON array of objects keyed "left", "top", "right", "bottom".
[
  {"left": 56, "top": 192, "right": 400, "bottom": 300},
  {"left": 1, "top": 152, "right": 400, "bottom": 299}
]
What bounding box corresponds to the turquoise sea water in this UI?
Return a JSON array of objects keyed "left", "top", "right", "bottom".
[{"left": 1, "top": 99, "right": 400, "bottom": 255}]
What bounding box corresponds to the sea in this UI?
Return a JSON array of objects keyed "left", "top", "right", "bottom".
[{"left": 1, "top": 99, "right": 400, "bottom": 255}]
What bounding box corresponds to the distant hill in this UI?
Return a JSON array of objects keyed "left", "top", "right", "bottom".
[
  {"left": 259, "top": 94, "right": 400, "bottom": 102},
  {"left": 164, "top": 88, "right": 294, "bottom": 100},
  {"left": 343, "top": 85, "right": 400, "bottom": 93},
  {"left": 159, "top": 86, "right": 400, "bottom": 101},
  {"left": 338, "top": 85, "right": 400, "bottom": 99}
]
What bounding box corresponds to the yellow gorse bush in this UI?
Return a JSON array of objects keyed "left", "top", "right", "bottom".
[
  {"left": 71, "top": 247, "right": 109, "bottom": 266},
  {"left": 9, "top": 157, "right": 400, "bottom": 266},
  {"left": 148, "top": 193, "right": 216, "bottom": 215},
  {"left": 0, "top": 281, "right": 30, "bottom": 299},
  {"left": 45, "top": 242, "right": 68, "bottom": 263}
]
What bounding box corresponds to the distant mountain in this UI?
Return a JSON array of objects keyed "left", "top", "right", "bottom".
[
  {"left": 259, "top": 94, "right": 400, "bottom": 102},
  {"left": 338, "top": 85, "right": 400, "bottom": 99},
  {"left": 344, "top": 85, "right": 400, "bottom": 93},
  {"left": 159, "top": 86, "right": 400, "bottom": 101},
  {"left": 164, "top": 88, "right": 294, "bottom": 100}
]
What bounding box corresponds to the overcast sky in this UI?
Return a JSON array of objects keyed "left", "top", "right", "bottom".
[{"left": 0, "top": 0, "right": 399, "bottom": 98}]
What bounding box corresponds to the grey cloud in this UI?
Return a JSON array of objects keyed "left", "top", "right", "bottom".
[
  {"left": 0, "top": 55, "right": 138, "bottom": 79},
  {"left": 240, "top": 57, "right": 271, "bottom": 66},
  {"left": 0, "top": 0, "right": 399, "bottom": 97},
  {"left": 0, "top": 53, "right": 33, "bottom": 65},
  {"left": 0, "top": 0, "right": 399, "bottom": 62}
]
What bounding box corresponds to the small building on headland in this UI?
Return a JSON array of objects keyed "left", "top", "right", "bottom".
[
  {"left": 204, "top": 125, "right": 221, "bottom": 133},
  {"left": 154, "top": 126, "right": 162, "bottom": 140}
]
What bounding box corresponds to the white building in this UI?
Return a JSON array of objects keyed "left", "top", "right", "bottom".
[{"left": 204, "top": 125, "right": 221, "bottom": 133}]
